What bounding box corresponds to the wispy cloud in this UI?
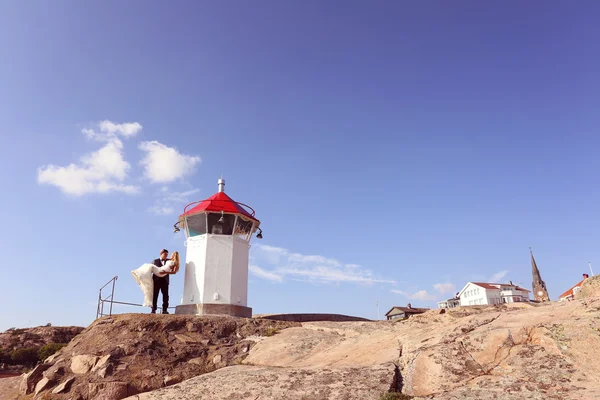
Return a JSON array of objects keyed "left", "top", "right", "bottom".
[
  {"left": 249, "top": 265, "right": 283, "bottom": 283},
  {"left": 37, "top": 125, "right": 140, "bottom": 196},
  {"left": 391, "top": 289, "right": 436, "bottom": 301},
  {"left": 433, "top": 283, "right": 456, "bottom": 295},
  {"left": 250, "top": 244, "right": 395, "bottom": 285},
  {"left": 148, "top": 188, "right": 200, "bottom": 216},
  {"left": 139, "top": 141, "right": 201, "bottom": 184},
  {"left": 82, "top": 120, "right": 142, "bottom": 142},
  {"left": 489, "top": 270, "right": 509, "bottom": 282}
]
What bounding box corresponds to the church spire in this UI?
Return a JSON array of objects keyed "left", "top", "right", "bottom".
[{"left": 530, "top": 247, "right": 550, "bottom": 302}]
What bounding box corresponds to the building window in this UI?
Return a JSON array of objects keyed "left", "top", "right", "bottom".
[
  {"left": 234, "top": 215, "right": 254, "bottom": 241},
  {"left": 207, "top": 212, "right": 235, "bottom": 235},
  {"left": 186, "top": 214, "right": 207, "bottom": 236}
]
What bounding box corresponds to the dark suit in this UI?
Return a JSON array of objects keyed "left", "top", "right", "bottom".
[{"left": 152, "top": 258, "right": 169, "bottom": 313}]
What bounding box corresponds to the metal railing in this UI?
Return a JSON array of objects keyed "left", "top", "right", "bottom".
[
  {"left": 97, "top": 276, "right": 118, "bottom": 319},
  {"left": 96, "top": 276, "right": 175, "bottom": 319}
]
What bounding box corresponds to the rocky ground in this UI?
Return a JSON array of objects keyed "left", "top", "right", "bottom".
[
  {"left": 12, "top": 314, "right": 297, "bottom": 400},
  {"left": 4, "top": 277, "right": 600, "bottom": 399},
  {"left": 129, "top": 298, "right": 600, "bottom": 400}
]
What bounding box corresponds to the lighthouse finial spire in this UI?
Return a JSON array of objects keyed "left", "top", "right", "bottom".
[{"left": 218, "top": 176, "right": 225, "bottom": 193}]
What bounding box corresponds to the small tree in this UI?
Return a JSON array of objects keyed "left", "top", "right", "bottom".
[
  {"left": 38, "top": 343, "right": 66, "bottom": 361},
  {"left": 10, "top": 347, "right": 40, "bottom": 366}
]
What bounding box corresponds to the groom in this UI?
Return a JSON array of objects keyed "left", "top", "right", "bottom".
[{"left": 152, "top": 249, "right": 170, "bottom": 314}]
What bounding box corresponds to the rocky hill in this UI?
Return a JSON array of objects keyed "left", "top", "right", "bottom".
[
  {"left": 3, "top": 288, "right": 600, "bottom": 399},
  {"left": 0, "top": 326, "right": 84, "bottom": 353},
  {"left": 0, "top": 326, "right": 84, "bottom": 371},
  {"left": 7, "top": 314, "right": 297, "bottom": 400},
  {"left": 129, "top": 300, "right": 600, "bottom": 400}
]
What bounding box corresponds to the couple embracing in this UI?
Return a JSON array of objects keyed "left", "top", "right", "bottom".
[{"left": 132, "top": 248, "right": 180, "bottom": 314}]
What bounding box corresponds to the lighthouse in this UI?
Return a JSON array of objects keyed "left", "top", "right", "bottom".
[{"left": 174, "top": 178, "right": 262, "bottom": 317}]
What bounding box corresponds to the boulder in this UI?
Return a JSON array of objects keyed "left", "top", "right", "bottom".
[
  {"left": 91, "top": 354, "right": 111, "bottom": 373},
  {"left": 71, "top": 355, "right": 99, "bottom": 374},
  {"left": 88, "top": 381, "right": 129, "bottom": 399},
  {"left": 45, "top": 352, "right": 62, "bottom": 363},
  {"left": 97, "top": 364, "right": 114, "bottom": 378},
  {"left": 20, "top": 363, "right": 51, "bottom": 394},
  {"left": 52, "top": 377, "right": 75, "bottom": 394},
  {"left": 188, "top": 357, "right": 204, "bottom": 365},
  {"left": 174, "top": 333, "right": 198, "bottom": 343},
  {"left": 43, "top": 365, "right": 65, "bottom": 380},
  {"left": 164, "top": 375, "right": 180, "bottom": 386},
  {"left": 212, "top": 354, "right": 222, "bottom": 365},
  {"left": 34, "top": 376, "right": 54, "bottom": 396}
]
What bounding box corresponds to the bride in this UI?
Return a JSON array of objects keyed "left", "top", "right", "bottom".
[{"left": 131, "top": 252, "right": 180, "bottom": 307}]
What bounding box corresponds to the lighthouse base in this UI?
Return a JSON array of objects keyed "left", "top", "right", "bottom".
[{"left": 174, "top": 303, "right": 252, "bottom": 318}]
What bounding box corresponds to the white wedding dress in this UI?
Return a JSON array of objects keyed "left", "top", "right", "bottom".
[{"left": 131, "top": 261, "right": 175, "bottom": 307}]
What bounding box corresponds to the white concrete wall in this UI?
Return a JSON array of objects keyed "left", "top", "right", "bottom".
[
  {"left": 486, "top": 291, "right": 502, "bottom": 305},
  {"left": 203, "top": 235, "right": 234, "bottom": 304},
  {"left": 230, "top": 237, "right": 250, "bottom": 306},
  {"left": 181, "top": 233, "right": 251, "bottom": 307},
  {"left": 460, "top": 283, "right": 490, "bottom": 306},
  {"left": 182, "top": 235, "right": 207, "bottom": 305}
]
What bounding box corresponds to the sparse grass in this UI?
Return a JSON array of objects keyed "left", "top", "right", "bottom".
[
  {"left": 379, "top": 392, "right": 413, "bottom": 400},
  {"left": 547, "top": 324, "right": 570, "bottom": 351},
  {"left": 265, "top": 327, "right": 280, "bottom": 337}
]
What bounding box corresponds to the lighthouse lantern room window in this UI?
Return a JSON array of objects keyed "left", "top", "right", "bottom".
[
  {"left": 185, "top": 212, "right": 255, "bottom": 241},
  {"left": 234, "top": 216, "right": 254, "bottom": 241},
  {"left": 186, "top": 213, "right": 207, "bottom": 236},
  {"left": 207, "top": 212, "right": 235, "bottom": 235}
]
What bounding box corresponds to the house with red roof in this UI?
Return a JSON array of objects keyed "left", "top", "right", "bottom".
[
  {"left": 456, "top": 281, "right": 531, "bottom": 307},
  {"left": 559, "top": 274, "right": 589, "bottom": 302}
]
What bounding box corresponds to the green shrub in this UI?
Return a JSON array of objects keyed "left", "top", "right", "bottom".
[
  {"left": 10, "top": 347, "right": 40, "bottom": 365},
  {"left": 38, "top": 343, "right": 66, "bottom": 361},
  {"left": 265, "top": 327, "right": 280, "bottom": 337}
]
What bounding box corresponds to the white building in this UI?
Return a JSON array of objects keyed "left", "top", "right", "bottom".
[
  {"left": 458, "top": 282, "right": 530, "bottom": 306},
  {"left": 437, "top": 296, "right": 460, "bottom": 310},
  {"left": 173, "top": 178, "right": 262, "bottom": 318}
]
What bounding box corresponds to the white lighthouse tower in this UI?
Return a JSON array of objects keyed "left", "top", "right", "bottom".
[{"left": 174, "top": 178, "right": 262, "bottom": 317}]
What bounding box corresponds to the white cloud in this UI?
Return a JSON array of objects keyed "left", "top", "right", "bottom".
[
  {"left": 391, "top": 289, "right": 436, "bottom": 301},
  {"left": 254, "top": 245, "right": 289, "bottom": 265},
  {"left": 288, "top": 253, "right": 342, "bottom": 267},
  {"left": 251, "top": 244, "right": 395, "bottom": 285},
  {"left": 489, "top": 270, "right": 509, "bottom": 283},
  {"left": 249, "top": 265, "right": 283, "bottom": 283},
  {"left": 83, "top": 120, "right": 142, "bottom": 141},
  {"left": 148, "top": 206, "right": 175, "bottom": 216},
  {"left": 148, "top": 188, "right": 200, "bottom": 216},
  {"left": 433, "top": 283, "right": 456, "bottom": 294},
  {"left": 98, "top": 120, "right": 142, "bottom": 138},
  {"left": 139, "top": 141, "right": 201, "bottom": 183},
  {"left": 37, "top": 139, "right": 139, "bottom": 196}
]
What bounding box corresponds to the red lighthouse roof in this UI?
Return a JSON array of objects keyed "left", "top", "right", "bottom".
[{"left": 180, "top": 179, "right": 259, "bottom": 222}]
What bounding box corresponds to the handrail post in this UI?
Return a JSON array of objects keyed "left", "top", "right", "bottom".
[
  {"left": 96, "top": 290, "right": 102, "bottom": 319},
  {"left": 109, "top": 277, "right": 117, "bottom": 316}
]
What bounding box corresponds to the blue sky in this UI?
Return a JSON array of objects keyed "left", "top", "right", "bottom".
[{"left": 1, "top": 1, "right": 599, "bottom": 330}]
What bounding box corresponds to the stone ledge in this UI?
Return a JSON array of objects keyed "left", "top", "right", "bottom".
[
  {"left": 175, "top": 304, "right": 252, "bottom": 318},
  {"left": 255, "top": 313, "right": 371, "bottom": 322}
]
